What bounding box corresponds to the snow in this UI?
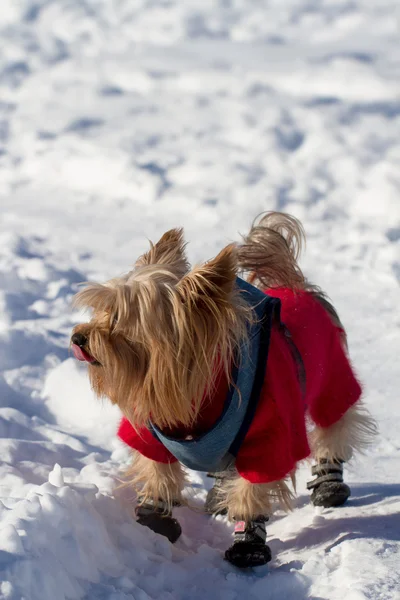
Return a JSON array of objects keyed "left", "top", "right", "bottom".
[{"left": 0, "top": 0, "right": 399, "bottom": 598}]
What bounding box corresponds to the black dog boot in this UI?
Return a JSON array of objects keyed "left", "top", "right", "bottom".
[
  {"left": 225, "top": 517, "right": 272, "bottom": 569},
  {"left": 307, "top": 459, "right": 351, "bottom": 508},
  {"left": 205, "top": 472, "right": 228, "bottom": 516},
  {"left": 136, "top": 499, "right": 182, "bottom": 543}
]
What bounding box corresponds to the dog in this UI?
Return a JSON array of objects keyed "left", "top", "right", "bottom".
[{"left": 71, "top": 212, "right": 376, "bottom": 568}]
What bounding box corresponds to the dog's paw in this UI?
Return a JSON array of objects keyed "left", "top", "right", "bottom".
[
  {"left": 137, "top": 513, "right": 182, "bottom": 543},
  {"left": 311, "top": 481, "right": 351, "bottom": 508},
  {"left": 224, "top": 542, "right": 272, "bottom": 569}
]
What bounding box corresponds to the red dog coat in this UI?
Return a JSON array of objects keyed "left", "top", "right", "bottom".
[{"left": 118, "top": 288, "right": 362, "bottom": 483}]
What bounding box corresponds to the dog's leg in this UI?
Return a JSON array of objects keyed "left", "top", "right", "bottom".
[
  {"left": 220, "top": 475, "right": 293, "bottom": 568},
  {"left": 127, "top": 453, "right": 185, "bottom": 543},
  {"left": 308, "top": 402, "right": 377, "bottom": 507},
  {"left": 204, "top": 467, "right": 237, "bottom": 516}
]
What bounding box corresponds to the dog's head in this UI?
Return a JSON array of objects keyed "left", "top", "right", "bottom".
[{"left": 71, "top": 229, "right": 249, "bottom": 429}]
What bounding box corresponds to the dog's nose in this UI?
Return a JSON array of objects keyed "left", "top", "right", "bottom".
[{"left": 71, "top": 333, "right": 87, "bottom": 347}]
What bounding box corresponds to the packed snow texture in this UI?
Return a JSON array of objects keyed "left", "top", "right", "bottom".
[{"left": 0, "top": 1, "right": 400, "bottom": 599}]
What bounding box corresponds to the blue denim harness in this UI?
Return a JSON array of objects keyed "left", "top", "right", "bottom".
[{"left": 150, "top": 278, "right": 281, "bottom": 473}]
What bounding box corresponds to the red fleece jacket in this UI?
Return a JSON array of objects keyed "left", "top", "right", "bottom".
[{"left": 118, "top": 288, "right": 362, "bottom": 483}]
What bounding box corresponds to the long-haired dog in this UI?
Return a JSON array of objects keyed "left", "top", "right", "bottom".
[{"left": 71, "top": 212, "right": 376, "bottom": 568}]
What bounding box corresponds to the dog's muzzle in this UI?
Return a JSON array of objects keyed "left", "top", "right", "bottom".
[{"left": 71, "top": 333, "right": 98, "bottom": 364}]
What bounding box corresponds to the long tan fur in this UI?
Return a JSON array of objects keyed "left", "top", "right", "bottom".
[
  {"left": 126, "top": 452, "right": 186, "bottom": 510},
  {"left": 310, "top": 403, "right": 378, "bottom": 463},
  {"left": 218, "top": 474, "right": 294, "bottom": 522},
  {"left": 238, "top": 211, "right": 307, "bottom": 290},
  {"left": 73, "top": 229, "right": 252, "bottom": 429},
  {"left": 237, "top": 212, "right": 348, "bottom": 342}
]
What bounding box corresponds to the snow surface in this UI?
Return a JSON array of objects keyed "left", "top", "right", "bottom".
[{"left": 0, "top": 1, "right": 400, "bottom": 598}]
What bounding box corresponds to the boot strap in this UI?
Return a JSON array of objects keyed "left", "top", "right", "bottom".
[
  {"left": 311, "top": 461, "right": 343, "bottom": 476},
  {"left": 234, "top": 517, "right": 268, "bottom": 545},
  {"left": 135, "top": 498, "right": 180, "bottom": 518},
  {"left": 307, "top": 460, "right": 344, "bottom": 490},
  {"left": 307, "top": 472, "right": 344, "bottom": 490}
]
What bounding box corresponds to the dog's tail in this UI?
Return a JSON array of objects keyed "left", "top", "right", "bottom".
[{"left": 237, "top": 211, "right": 307, "bottom": 290}]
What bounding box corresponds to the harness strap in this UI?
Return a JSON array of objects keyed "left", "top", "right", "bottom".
[
  {"left": 228, "top": 301, "right": 280, "bottom": 458},
  {"left": 148, "top": 281, "right": 307, "bottom": 471}
]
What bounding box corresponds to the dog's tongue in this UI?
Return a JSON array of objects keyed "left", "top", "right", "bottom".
[{"left": 71, "top": 344, "right": 96, "bottom": 363}]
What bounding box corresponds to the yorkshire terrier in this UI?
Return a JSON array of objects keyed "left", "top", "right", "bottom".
[{"left": 71, "top": 212, "right": 376, "bottom": 569}]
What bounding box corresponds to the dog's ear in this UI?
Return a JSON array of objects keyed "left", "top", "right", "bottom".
[
  {"left": 73, "top": 284, "right": 117, "bottom": 312},
  {"left": 136, "top": 228, "right": 189, "bottom": 277},
  {"left": 177, "top": 244, "right": 237, "bottom": 304}
]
